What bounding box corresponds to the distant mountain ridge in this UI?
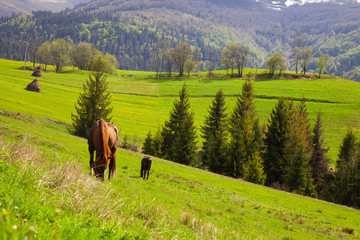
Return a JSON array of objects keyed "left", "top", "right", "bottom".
[
  {"left": 260, "top": 0, "right": 360, "bottom": 10},
  {"left": 1, "top": 0, "right": 360, "bottom": 16},
  {"left": 0, "top": 0, "right": 92, "bottom": 16}
]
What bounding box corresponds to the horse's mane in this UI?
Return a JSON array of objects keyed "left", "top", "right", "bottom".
[{"left": 99, "top": 118, "right": 110, "bottom": 167}]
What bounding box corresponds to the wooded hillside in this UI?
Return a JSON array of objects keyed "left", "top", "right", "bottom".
[{"left": 0, "top": 0, "right": 359, "bottom": 80}]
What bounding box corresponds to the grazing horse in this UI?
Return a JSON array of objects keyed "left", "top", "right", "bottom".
[
  {"left": 140, "top": 156, "right": 152, "bottom": 180},
  {"left": 88, "top": 118, "right": 118, "bottom": 181}
]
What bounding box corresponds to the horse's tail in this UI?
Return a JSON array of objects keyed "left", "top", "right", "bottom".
[{"left": 99, "top": 118, "right": 110, "bottom": 167}]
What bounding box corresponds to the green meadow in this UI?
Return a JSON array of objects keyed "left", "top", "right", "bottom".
[
  {"left": 1, "top": 58, "right": 360, "bottom": 239},
  {"left": 1, "top": 59, "right": 360, "bottom": 163}
]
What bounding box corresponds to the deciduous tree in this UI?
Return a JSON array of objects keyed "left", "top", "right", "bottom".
[
  {"left": 290, "top": 34, "right": 304, "bottom": 74},
  {"left": 184, "top": 58, "right": 197, "bottom": 77},
  {"left": 221, "top": 45, "right": 235, "bottom": 76},
  {"left": 266, "top": 52, "right": 287, "bottom": 78},
  {"left": 301, "top": 47, "right": 313, "bottom": 75},
  {"left": 50, "top": 38, "right": 71, "bottom": 73},
  {"left": 90, "top": 54, "right": 118, "bottom": 76},
  {"left": 37, "top": 41, "right": 51, "bottom": 70},
  {"left": 228, "top": 43, "right": 250, "bottom": 77},
  {"left": 171, "top": 43, "right": 191, "bottom": 77},
  {"left": 317, "top": 53, "right": 330, "bottom": 78},
  {"left": 71, "top": 42, "right": 99, "bottom": 70},
  {"left": 150, "top": 39, "right": 169, "bottom": 77},
  {"left": 165, "top": 48, "right": 174, "bottom": 77}
]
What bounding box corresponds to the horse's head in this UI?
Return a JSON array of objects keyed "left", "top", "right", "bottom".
[{"left": 94, "top": 155, "right": 107, "bottom": 181}]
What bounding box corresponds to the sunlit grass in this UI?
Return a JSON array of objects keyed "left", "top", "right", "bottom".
[
  {"left": 1, "top": 58, "right": 360, "bottom": 164},
  {"left": 1, "top": 113, "right": 360, "bottom": 239}
]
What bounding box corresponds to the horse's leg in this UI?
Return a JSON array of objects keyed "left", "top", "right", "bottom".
[
  {"left": 108, "top": 154, "right": 113, "bottom": 181},
  {"left": 147, "top": 161, "right": 152, "bottom": 180},
  {"left": 108, "top": 146, "right": 117, "bottom": 181},
  {"left": 108, "top": 153, "right": 112, "bottom": 181},
  {"left": 88, "top": 145, "right": 95, "bottom": 176}
]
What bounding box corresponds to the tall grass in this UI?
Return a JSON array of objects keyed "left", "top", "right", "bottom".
[{"left": 0, "top": 135, "right": 222, "bottom": 239}]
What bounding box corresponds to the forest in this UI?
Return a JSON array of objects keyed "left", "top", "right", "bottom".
[{"left": 0, "top": 0, "right": 360, "bottom": 80}]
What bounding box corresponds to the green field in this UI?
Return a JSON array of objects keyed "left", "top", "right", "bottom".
[
  {"left": 1, "top": 59, "right": 360, "bottom": 239},
  {"left": 1, "top": 59, "right": 360, "bottom": 163}
]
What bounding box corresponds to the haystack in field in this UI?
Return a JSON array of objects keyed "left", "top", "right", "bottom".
[
  {"left": 32, "top": 66, "right": 42, "bottom": 77},
  {"left": 26, "top": 78, "right": 42, "bottom": 93}
]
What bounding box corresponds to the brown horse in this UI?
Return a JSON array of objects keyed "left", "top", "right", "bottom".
[
  {"left": 88, "top": 118, "right": 118, "bottom": 181},
  {"left": 140, "top": 156, "right": 152, "bottom": 180}
]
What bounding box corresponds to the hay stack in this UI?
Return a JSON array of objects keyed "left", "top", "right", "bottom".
[
  {"left": 32, "top": 66, "right": 42, "bottom": 77},
  {"left": 26, "top": 79, "right": 42, "bottom": 93}
]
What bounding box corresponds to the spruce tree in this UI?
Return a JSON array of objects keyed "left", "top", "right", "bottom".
[
  {"left": 207, "top": 128, "right": 229, "bottom": 175},
  {"left": 71, "top": 72, "right": 113, "bottom": 137},
  {"left": 170, "top": 114, "right": 198, "bottom": 165},
  {"left": 161, "top": 83, "right": 197, "bottom": 165},
  {"left": 243, "top": 151, "right": 266, "bottom": 184},
  {"left": 333, "top": 130, "right": 359, "bottom": 206},
  {"left": 263, "top": 98, "right": 290, "bottom": 186},
  {"left": 152, "top": 128, "right": 163, "bottom": 158},
  {"left": 228, "top": 77, "right": 264, "bottom": 182},
  {"left": 201, "top": 89, "right": 228, "bottom": 170},
  {"left": 310, "top": 112, "right": 331, "bottom": 197},
  {"left": 143, "top": 131, "right": 154, "bottom": 155},
  {"left": 284, "top": 101, "right": 315, "bottom": 196}
]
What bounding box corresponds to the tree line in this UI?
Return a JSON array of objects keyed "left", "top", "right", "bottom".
[
  {"left": 34, "top": 36, "right": 331, "bottom": 81},
  {"left": 142, "top": 79, "right": 360, "bottom": 208},
  {"left": 35, "top": 39, "right": 118, "bottom": 74}
]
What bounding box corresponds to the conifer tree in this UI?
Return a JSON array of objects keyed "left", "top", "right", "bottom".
[
  {"left": 310, "top": 112, "right": 331, "bottom": 197},
  {"left": 333, "top": 130, "right": 359, "bottom": 206},
  {"left": 263, "top": 98, "right": 290, "bottom": 186},
  {"left": 228, "top": 77, "right": 264, "bottom": 182},
  {"left": 201, "top": 89, "right": 228, "bottom": 169},
  {"left": 71, "top": 71, "right": 113, "bottom": 137},
  {"left": 152, "top": 128, "right": 163, "bottom": 158},
  {"left": 284, "top": 101, "right": 315, "bottom": 196},
  {"left": 243, "top": 151, "right": 266, "bottom": 184},
  {"left": 207, "top": 129, "right": 229, "bottom": 174},
  {"left": 161, "top": 83, "right": 197, "bottom": 165},
  {"left": 143, "top": 131, "right": 154, "bottom": 155},
  {"left": 170, "top": 114, "right": 198, "bottom": 165}
]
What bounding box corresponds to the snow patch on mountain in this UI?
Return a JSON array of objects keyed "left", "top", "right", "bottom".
[{"left": 263, "top": 0, "right": 360, "bottom": 10}]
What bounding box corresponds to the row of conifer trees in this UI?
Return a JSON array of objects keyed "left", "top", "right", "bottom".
[{"left": 142, "top": 75, "right": 360, "bottom": 208}]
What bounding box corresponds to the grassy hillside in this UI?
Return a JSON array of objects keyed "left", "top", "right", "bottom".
[
  {"left": 1, "top": 60, "right": 360, "bottom": 239},
  {"left": 1, "top": 59, "right": 360, "bottom": 163}
]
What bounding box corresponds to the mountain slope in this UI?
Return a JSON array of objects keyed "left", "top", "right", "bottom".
[
  {"left": 1, "top": 58, "right": 360, "bottom": 162},
  {"left": 1, "top": 59, "right": 360, "bottom": 239},
  {"left": 0, "top": 0, "right": 92, "bottom": 16},
  {"left": 0, "top": 0, "right": 360, "bottom": 80}
]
